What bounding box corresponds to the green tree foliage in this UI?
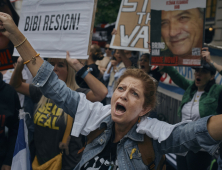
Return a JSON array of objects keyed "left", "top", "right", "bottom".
[{"left": 95, "top": 0, "right": 121, "bottom": 25}]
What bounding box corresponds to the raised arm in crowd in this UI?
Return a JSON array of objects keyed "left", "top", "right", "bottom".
[
  {"left": 2, "top": 12, "right": 222, "bottom": 170},
  {"left": 9, "top": 54, "right": 108, "bottom": 103}
]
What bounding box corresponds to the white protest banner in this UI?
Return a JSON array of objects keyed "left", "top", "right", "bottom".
[
  {"left": 14, "top": 0, "right": 97, "bottom": 59},
  {"left": 110, "top": 0, "right": 150, "bottom": 52}
]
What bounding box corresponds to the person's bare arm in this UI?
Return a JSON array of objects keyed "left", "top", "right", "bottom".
[
  {"left": 0, "top": 12, "right": 44, "bottom": 78},
  {"left": 66, "top": 52, "right": 108, "bottom": 102},
  {"left": 9, "top": 57, "right": 30, "bottom": 96},
  {"left": 202, "top": 47, "right": 222, "bottom": 73}
]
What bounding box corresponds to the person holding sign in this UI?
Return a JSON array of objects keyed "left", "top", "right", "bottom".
[
  {"left": 96, "top": 42, "right": 113, "bottom": 75},
  {"left": 103, "top": 50, "right": 126, "bottom": 104},
  {"left": 3, "top": 11, "right": 222, "bottom": 170},
  {"left": 76, "top": 44, "right": 104, "bottom": 89},
  {"left": 159, "top": 48, "right": 222, "bottom": 170}
]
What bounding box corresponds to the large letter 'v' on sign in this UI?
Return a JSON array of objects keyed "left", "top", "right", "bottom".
[{"left": 120, "top": 25, "right": 140, "bottom": 47}]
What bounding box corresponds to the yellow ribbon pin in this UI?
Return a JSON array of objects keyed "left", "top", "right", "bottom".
[{"left": 130, "top": 148, "right": 137, "bottom": 159}]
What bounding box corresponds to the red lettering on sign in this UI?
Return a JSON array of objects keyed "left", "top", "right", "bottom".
[
  {"left": 151, "top": 57, "right": 164, "bottom": 64},
  {"left": 164, "top": 57, "right": 178, "bottom": 64},
  {"left": 6, "top": 49, "right": 13, "bottom": 63},
  {"left": 0, "top": 52, "right": 8, "bottom": 65},
  {"left": 174, "top": 5, "right": 180, "bottom": 9},
  {"left": 0, "top": 49, "right": 14, "bottom": 71},
  {"left": 166, "top": 1, "right": 175, "bottom": 5}
]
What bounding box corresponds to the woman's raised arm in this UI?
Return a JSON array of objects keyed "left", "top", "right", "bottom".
[
  {"left": 9, "top": 57, "right": 30, "bottom": 96},
  {"left": 0, "top": 12, "right": 80, "bottom": 117},
  {"left": 66, "top": 52, "right": 108, "bottom": 102},
  {"left": 0, "top": 12, "right": 44, "bottom": 77},
  {"left": 202, "top": 47, "right": 222, "bottom": 74}
]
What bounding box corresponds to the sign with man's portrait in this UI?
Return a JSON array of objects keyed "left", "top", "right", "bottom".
[
  {"left": 150, "top": 0, "right": 206, "bottom": 66},
  {"left": 110, "top": 0, "right": 151, "bottom": 52},
  {"left": 13, "top": 0, "right": 97, "bottom": 59}
]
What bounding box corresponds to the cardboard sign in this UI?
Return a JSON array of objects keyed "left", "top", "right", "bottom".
[
  {"left": 110, "top": 0, "right": 150, "bottom": 52},
  {"left": 0, "top": 49, "right": 14, "bottom": 71},
  {"left": 150, "top": 0, "right": 206, "bottom": 66},
  {"left": 14, "top": 0, "right": 97, "bottom": 59}
]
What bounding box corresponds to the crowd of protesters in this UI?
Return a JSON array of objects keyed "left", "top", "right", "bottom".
[{"left": 1, "top": 1, "right": 222, "bottom": 170}]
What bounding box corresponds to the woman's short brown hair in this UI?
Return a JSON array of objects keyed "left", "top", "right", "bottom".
[{"left": 114, "top": 69, "right": 157, "bottom": 110}]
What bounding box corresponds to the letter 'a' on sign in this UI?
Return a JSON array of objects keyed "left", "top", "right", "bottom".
[
  {"left": 14, "top": 0, "right": 98, "bottom": 59},
  {"left": 110, "top": 0, "right": 151, "bottom": 52},
  {"left": 150, "top": 0, "right": 206, "bottom": 66}
]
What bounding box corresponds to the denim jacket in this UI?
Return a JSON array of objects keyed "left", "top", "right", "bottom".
[{"left": 33, "top": 61, "right": 220, "bottom": 170}]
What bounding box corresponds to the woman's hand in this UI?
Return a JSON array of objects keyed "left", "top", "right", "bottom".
[
  {"left": 111, "top": 28, "right": 117, "bottom": 36},
  {"left": 0, "top": 12, "right": 19, "bottom": 38},
  {"left": 202, "top": 47, "right": 212, "bottom": 63},
  {"left": 66, "top": 51, "right": 83, "bottom": 71},
  {"left": 17, "top": 56, "right": 24, "bottom": 64},
  {"left": 13, "top": 56, "right": 24, "bottom": 69},
  {"left": 111, "top": 60, "right": 117, "bottom": 67}
]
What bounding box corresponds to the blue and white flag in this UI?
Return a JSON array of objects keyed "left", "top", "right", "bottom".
[{"left": 11, "top": 111, "right": 32, "bottom": 170}]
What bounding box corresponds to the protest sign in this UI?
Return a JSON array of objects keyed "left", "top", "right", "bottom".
[
  {"left": 150, "top": 0, "right": 206, "bottom": 66},
  {"left": 14, "top": 0, "right": 97, "bottom": 59},
  {"left": 110, "top": 0, "right": 150, "bottom": 52}
]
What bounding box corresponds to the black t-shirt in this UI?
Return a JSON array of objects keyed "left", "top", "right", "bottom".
[
  {"left": 0, "top": 77, "right": 20, "bottom": 166},
  {"left": 81, "top": 127, "right": 119, "bottom": 170},
  {"left": 148, "top": 67, "right": 162, "bottom": 82},
  {"left": 29, "top": 85, "right": 90, "bottom": 169}
]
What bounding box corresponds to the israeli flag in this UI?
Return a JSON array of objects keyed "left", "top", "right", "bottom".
[{"left": 11, "top": 111, "right": 32, "bottom": 170}]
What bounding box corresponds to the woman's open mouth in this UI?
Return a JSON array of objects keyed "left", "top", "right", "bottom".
[
  {"left": 196, "top": 78, "right": 201, "bottom": 84},
  {"left": 115, "top": 102, "right": 126, "bottom": 115}
]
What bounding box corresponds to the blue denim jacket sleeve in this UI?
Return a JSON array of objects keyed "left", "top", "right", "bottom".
[
  {"left": 154, "top": 116, "right": 220, "bottom": 155},
  {"left": 32, "top": 61, "right": 80, "bottom": 118}
]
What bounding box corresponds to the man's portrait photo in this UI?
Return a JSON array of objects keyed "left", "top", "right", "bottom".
[
  {"left": 150, "top": 6, "right": 205, "bottom": 66},
  {"left": 161, "top": 8, "right": 204, "bottom": 58}
]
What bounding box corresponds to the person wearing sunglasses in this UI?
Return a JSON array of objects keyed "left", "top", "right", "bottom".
[
  {"left": 159, "top": 48, "right": 222, "bottom": 170},
  {"left": 96, "top": 42, "right": 113, "bottom": 75}
]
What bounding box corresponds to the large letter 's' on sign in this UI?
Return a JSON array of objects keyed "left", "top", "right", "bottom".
[
  {"left": 110, "top": 0, "right": 151, "bottom": 52},
  {"left": 14, "top": 0, "right": 97, "bottom": 59}
]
